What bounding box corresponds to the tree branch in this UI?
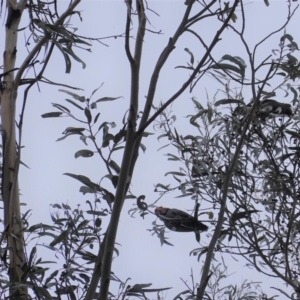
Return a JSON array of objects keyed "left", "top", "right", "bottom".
[
  {"left": 14, "top": 0, "right": 82, "bottom": 87},
  {"left": 136, "top": 0, "right": 195, "bottom": 135},
  {"left": 125, "top": 0, "right": 134, "bottom": 64},
  {"left": 97, "top": 1, "right": 146, "bottom": 299},
  {"left": 136, "top": 0, "right": 237, "bottom": 137},
  {"left": 195, "top": 1, "right": 248, "bottom": 298}
]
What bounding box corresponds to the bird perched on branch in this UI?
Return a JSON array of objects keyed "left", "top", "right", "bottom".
[
  {"left": 155, "top": 207, "right": 208, "bottom": 235},
  {"left": 257, "top": 99, "right": 293, "bottom": 118},
  {"left": 234, "top": 99, "right": 293, "bottom": 121}
]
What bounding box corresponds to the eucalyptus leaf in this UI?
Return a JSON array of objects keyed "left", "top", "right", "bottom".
[
  {"left": 184, "top": 48, "right": 194, "bottom": 65},
  {"left": 59, "top": 89, "right": 86, "bottom": 102},
  {"left": 65, "top": 99, "right": 84, "bottom": 110},
  {"left": 41, "top": 112, "right": 63, "bottom": 118},
  {"left": 215, "top": 99, "right": 243, "bottom": 106},
  {"left": 74, "top": 149, "right": 94, "bottom": 158},
  {"left": 94, "top": 96, "right": 122, "bottom": 103}
]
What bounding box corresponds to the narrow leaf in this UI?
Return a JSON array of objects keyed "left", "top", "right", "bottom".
[
  {"left": 94, "top": 112, "right": 101, "bottom": 124},
  {"left": 94, "top": 96, "right": 123, "bottom": 103},
  {"left": 63, "top": 46, "right": 86, "bottom": 69},
  {"left": 184, "top": 48, "right": 194, "bottom": 65},
  {"left": 75, "top": 149, "right": 94, "bottom": 158},
  {"left": 84, "top": 108, "right": 92, "bottom": 123},
  {"left": 211, "top": 63, "right": 242, "bottom": 76},
  {"left": 52, "top": 103, "right": 70, "bottom": 113},
  {"left": 165, "top": 171, "right": 186, "bottom": 176},
  {"left": 41, "top": 112, "right": 63, "bottom": 118},
  {"left": 86, "top": 210, "right": 108, "bottom": 216},
  {"left": 59, "top": 89, "right": 86, "bottom": 102},
  {"left": 65, "top": 99, "right": 84, "bottom": 110},
  {"left": 215, "top": 99, "right": 243, "bottom": 106}
]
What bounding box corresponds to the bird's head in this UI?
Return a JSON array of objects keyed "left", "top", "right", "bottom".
[{"left": 155, "top": 206, "right": 167, "bottom": 216}]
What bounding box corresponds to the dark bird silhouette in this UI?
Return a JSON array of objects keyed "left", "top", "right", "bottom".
[
  {"left": 154, "top": 207, "right": 208, "bottom": 233},
  {"left": 257, "top": 99, "right": 293, "bottom": 118},
  {"left": 234, "top": 99, "right": 293, "bottom": 121}
]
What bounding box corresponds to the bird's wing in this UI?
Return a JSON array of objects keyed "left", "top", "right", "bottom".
[
  {"left": 168, "top": 209, "right": 192, "bottom": 219},
  {"left": 259, "top": 104, "right": 273, "bottom": 113},
  {"left": 157, "top": 214, "right": 182, "bottom": 221}
]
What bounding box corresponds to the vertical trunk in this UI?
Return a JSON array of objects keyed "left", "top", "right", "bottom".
[{"left": 2, "top": 1, "right": 27, "bottom": 299}]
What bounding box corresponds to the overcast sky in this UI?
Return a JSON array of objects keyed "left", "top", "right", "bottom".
[{"left": 2, "top": 0, "right": 300, "bottom": 298}]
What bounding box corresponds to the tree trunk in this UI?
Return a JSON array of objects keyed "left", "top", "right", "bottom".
[{"left": 2, "top": 1, "right": 27, "bottom": 298}]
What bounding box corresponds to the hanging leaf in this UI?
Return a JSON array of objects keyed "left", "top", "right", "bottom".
[
  {"left": 94, "top": 112, "right": 101, "bottom": 124},
  {"left": 65, "top": 99, "right": 84, "bottom": 110},
  {"left": 74, "top": 149, "right": 94, "bottom": 158},
  {"left": 79, "top": 186, "right": 97, "bottom": 194},
  {"left": 192, "top": 98, "right": 204, "bottom": 110},
  {"left": 44, "top": 270, "right": 59, "bottom": 286},
  {"left": 155, "top": 183, "right": 170, "bottom": 191},
  {"left": 207, "top": 106, "right": 213, "bottom": 123},
  {"left": 197, "top": 247, "right": 208, "bottom": 261},
  {"left": 276, "top": 72, "right": 287, "bottom": 77},
  {"left": 84, "top": 108, "right": 92, "bottom": 123},
  {"left": 157, "top": 133, "right": 169, "bottom": 141},
  {"left": 63, "top": 46, "right": 86, "bottom": 69},
  {"left": 114, "top": 129, "right": 126, "bottom": 144},
  {"left": 109, "top": 160, "right": 121, "bottom": 174},
  {"left": 80, "top": 135, "right": 88, "bottom": 146},
  {"left": 140, "top": 143, "right": 146, "bottom": 153},
  {"left": 102, "top": 125, "right": 112, "bottom": 148},
  {"left": 290, "top": 86, "right": 298, "bottom": 105},
  {"left": 231, "top": 12, "right": 237, "bottom": 22},
  {"left": 53, "top": 41, "right": 72, "bottom": 73},
  {"left": 59, "top": 89, "right": 86, "bottom": 102},
  {"left": 137, "top": 195, "right": 147, "bottom": 211},
  {"left": 61, "top": 203, "right": 71, "bottom": 210},
  {"left": 287, "top": 41, "right": 299, "bottom": 51},
  {"left": 47, "top": 24, "right": 73, "bottom": 40},
  {"left": 79, "top": 273, "right": 90, "bottom": 284},
  {"left": 111, "top": 176, "right": 118, "bottom": 188},
  {"left": 184, "top": 48, "right": 194, "bottom": 65},
  {"left": 33, "top": 287, "right": 52, "bottom": 299},
  {"left": 103, "top": 191, "right": 115, "bottom": 205},
  {"left": 95, "top": 218, "right": 102, "bottom": 228},
  {"left": 50, "top": 231, "right": 68, "bottom": 247},
  {"left": 56, "top": 133, "right": 78, "bottom": 142},
  {"left": 62, "top": 127, "right": 85, "bottom": 135},
  {"left": 64, "top": 173, "right": 100, "bottom": 191},
  {"left": 52, "top": 103, "right": 70, "bottom": 113},
  {"left": 287, "top": 53, "right": 298, "bottom": 64},
  {"left": 98, "top": 121, "right": 117, "bottom": 131},
  {"left": 142, "top": 132, "right": 154, "bottom": 137},
  {"left": 210, "top": 63, "right": 243, "bottom": 76},
  {"left": 73, "top": 38, "right": 92, "bottom": 46},
  {"left": 280, "top": 33, "right": 294, "bottom": 43}
]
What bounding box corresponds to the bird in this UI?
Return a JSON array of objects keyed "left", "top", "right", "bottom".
[
  {"left": 257, "top": 99, "right": 293, "bottom": 118},
  {"left": 154, "top": 206, "right": 208, "bottom": 233},
  {"left": 233, "top": 99, "right": 293, "bottom": 121}
]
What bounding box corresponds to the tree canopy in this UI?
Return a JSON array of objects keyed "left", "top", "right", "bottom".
[{"left": 1, "top": 0, "right": 300, "bottom": 299}]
